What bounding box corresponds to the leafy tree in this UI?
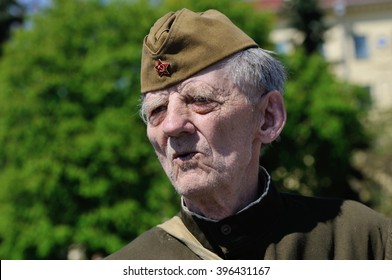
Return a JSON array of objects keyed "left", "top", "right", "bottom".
[
  {"left": 263, "top": 50, "right": 372, "bottom": 200},
  {"left": 277, "top": 0, "right": 383, "bottom": 209},
  {"left": 0, "top": 0, "right": 272, "bottom": 259},
  {"left": 0, "top": 0, "right": 25, "bottom": 55},
  {"left": 0, "top": 0, "right": 177, "bottom": 259},
  {"left": 283, "top": 0, "right": 329, "bottom": 54},
  {"left": 352, "top": 109, "right": 392, "bottom": 216}
]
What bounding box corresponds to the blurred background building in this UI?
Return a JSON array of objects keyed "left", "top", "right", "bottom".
[{"left": 257, "top": 0, "right": 392, "bottom": 110}]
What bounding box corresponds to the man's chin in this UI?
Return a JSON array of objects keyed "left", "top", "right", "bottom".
[
  {"left": 174, "top": 183, "right": 210, "bottom": 198},
  {"left": 171, "top": 172, "right": 211, "bottom": 194}
]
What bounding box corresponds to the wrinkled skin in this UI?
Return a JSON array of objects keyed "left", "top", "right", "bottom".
[{"left": 143, "top": 64, "right": 286, "bottom": 220}]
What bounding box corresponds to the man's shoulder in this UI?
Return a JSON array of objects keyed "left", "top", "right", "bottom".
[
  {"left": 274, "top": 192, "right": 392, "bottom": 259},
  {"left": 339, "top": 199, "right": 389, "bottom": 223},
  {"left": 281, "top": 192, "right": 385, "bottom": 219},
  {"left": 278, "top": 192, "right": 392, "bottom": 239},
  {"left": 105, "top": 225, "right": 201, "bottom": 260}
]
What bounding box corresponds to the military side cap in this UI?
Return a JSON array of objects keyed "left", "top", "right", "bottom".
[{"left": 141, "top": 8, "right": 258, "bottom": 93}]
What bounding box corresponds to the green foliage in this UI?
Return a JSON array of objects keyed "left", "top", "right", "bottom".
[
  {"left": 0, "top": 0, "right": 25, "bottom": 55},
  {"left": 0, "top": 0, "right": 178, "bottom": 259},
  {"left": 283, "top": 0, "right": 329, "bottom": 54},
  {"left": 263, "top": 50, "right": 371, "bottom": 199},
  {"left": 0, "top": 0, "right": 272, "bottom": 260},
  {"left": 352, "top": 109, "right": 392, "bottom": 216}
]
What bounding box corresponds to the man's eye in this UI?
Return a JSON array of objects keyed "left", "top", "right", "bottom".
[
  {"left": 150, "top": 105, "right": 166, "bottom": 116},
  {"left": 147, "top": 105, "right": 167, "bottom": 125},
  {"left": 189, "top": 96, "right": 212, "bottom": 104},
  {"left": 193, "top": 96, "right": 210, "bottom": 103}
]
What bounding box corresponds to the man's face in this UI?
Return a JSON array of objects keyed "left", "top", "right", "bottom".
[{"left": 143, "top": 66, "right": 262, "bottom": 199}]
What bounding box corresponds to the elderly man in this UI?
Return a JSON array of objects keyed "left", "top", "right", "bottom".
[{"left": 107, "top": 8, "right": 392, "bottom": 260}]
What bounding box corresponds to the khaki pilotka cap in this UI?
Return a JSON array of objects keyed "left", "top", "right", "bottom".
[{"left": 141, "top": 8, "right": 259, "bottom": 93}]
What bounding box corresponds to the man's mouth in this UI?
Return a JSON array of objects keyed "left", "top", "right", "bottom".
[{"left": 173, "top": 152, "right": 197, "bottom": 161}]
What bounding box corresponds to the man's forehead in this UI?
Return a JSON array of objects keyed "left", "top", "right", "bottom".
[{"left": 144, "top": 67, "right": 228, "bottom": 98}]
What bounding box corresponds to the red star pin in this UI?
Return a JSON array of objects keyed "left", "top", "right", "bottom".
[{"left": 155, "top": 59, "right": 171, "bottom": 77}]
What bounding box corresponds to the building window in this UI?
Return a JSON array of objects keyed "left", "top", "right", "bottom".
[
  {"left": 353, "top": 34, "right": 369, "bottom": 59},
  {"left": 275, "top": 41, "right": 290, "bottom": 54}
]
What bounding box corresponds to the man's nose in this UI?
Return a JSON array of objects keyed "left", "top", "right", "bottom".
[{"left": 162, "top": 102, "right": 195, "bottom": 137}]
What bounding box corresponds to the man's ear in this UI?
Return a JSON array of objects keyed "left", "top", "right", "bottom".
[{"left": 257, "top": 90, "right": 286, "bottom": 144}]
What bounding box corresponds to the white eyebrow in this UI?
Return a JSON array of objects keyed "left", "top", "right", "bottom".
[{"left": 181, "top": 83, "right": 214, "bottom": 97}]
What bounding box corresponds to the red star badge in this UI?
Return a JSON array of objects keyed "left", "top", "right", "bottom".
[{"left": 155, "top": 59, "right": 171, "bottom": 77}]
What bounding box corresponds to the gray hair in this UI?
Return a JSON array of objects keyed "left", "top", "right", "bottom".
[
  {"left": 221, "top": 47, "right": 287, "bottom": 104},
  {"left": 139, "top": 48, "right": 286, "bottom": 122}
]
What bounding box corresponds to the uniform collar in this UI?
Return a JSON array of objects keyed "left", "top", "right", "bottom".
[
  {"left": 181, "top": 166, "right": 271, "bottom": 222},
  {"left": 180, "top": 167, "right": 284, "bottom": 259}
]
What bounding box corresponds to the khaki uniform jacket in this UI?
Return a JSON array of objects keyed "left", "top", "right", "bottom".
[{"left": 106, "top": 184, "right": 392, "bottom": 260}]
